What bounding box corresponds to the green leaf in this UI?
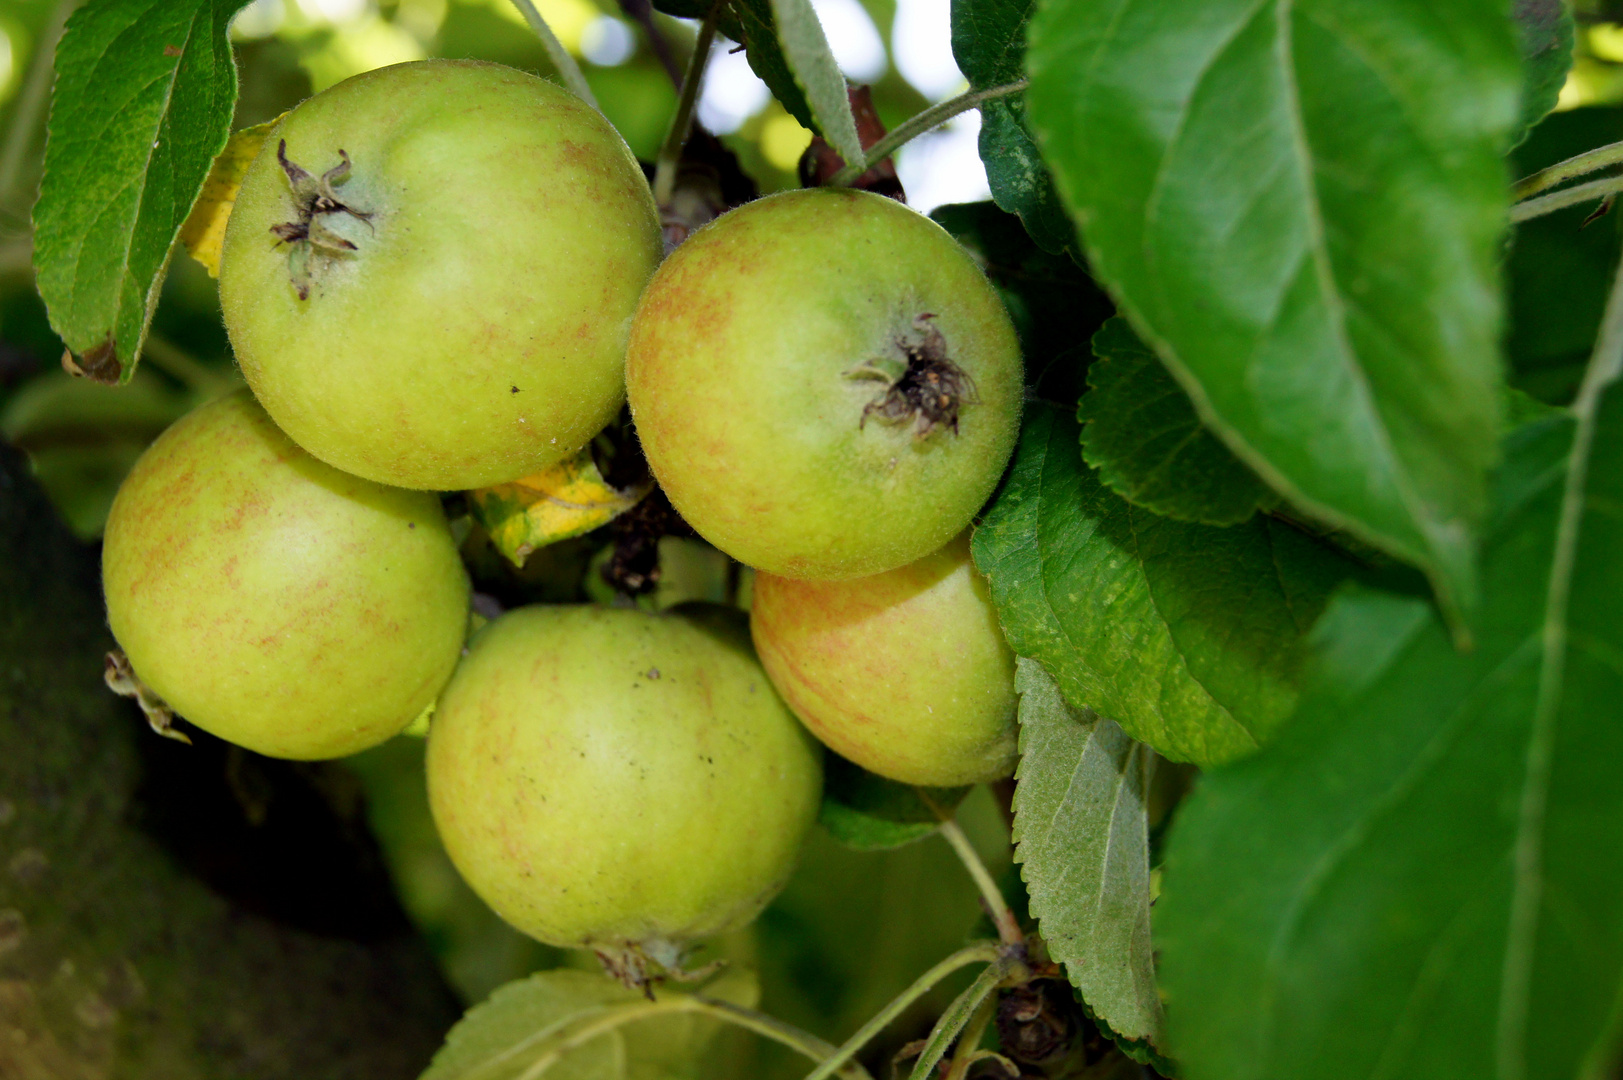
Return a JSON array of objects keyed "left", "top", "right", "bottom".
[
  {"left": 1155, "top": 384, "right": 1623, "bottom": 1076},
  {"left": 653, "top": 0, "right": 818, "bottom": 134},
  {"left": 1025, "top": 0, "right": 1523, "bottom": 623},
  {"left": 765, "top": 0, "right": 861, "bottom": 166},
  {"left": 1080, "top": 317, "right": 1276, "bottom": 527},
  {"left": 32, "top": 0, "right": 250, "bottom": 384},
  {"left": 1011, "top": 658, "right": 1162, "bottom": 1049},
  {"left": 817, "top": 754, "right": 968, "bottom": 852},
  {"left": 1513, "top": 0, "right": 1574, "bottom": 145},
  {"left": 971, "top": 404, "right": 1358, "bottom": 766},
  {"left": 949, "top": 0, "right": 1075, "bottom": 257},
  {"left": 420, "top": 967, "right": 759, "bottom": 1080},
  {"left": 1508, "top": 108, "right": 1623, "bottom": 407}
]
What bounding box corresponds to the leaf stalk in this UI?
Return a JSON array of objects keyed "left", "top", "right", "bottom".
[
  {"left": 1509, "top": 174, "right": 1623, "bottom": 224},
  {"left": 1512, "top": 138, "right": 1623, "bottom": 201},
  {"left": 934, "top": 812, "right": 1024, "bottom": 947},
  {"left": 826, "top": 79, "right": 1028, "bottom": 188},
  {"left": 905, "top": 959, "right": 1010, "bottom": 1080},
  {"left": 507, "top": 0, "right": 601, "bottom": 110},
  {"left": 942, "top": 993, "right": 999, "bottom": 1080},
  {"left": 652, "top": 0, "right": 721, "bottom": 208},
  {"left": 800, "top": 941, "right": 1002, "bottom": 1080}
]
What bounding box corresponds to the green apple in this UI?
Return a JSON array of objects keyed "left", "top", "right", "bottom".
[
  {"left": 102, "top": 391, "right": 469, "bottom": 760},
  {"left": 625, "top": 187, "right": 1022, "bottom": 580},
  {"left": 219, "top": 59, "right": 662, "bottom": 491},
  {"left": 426, "top": 603, "right": 822, "bottom": 979},
  {"left": 750, "top": 531, "right": 1018, "bottom": 786}
]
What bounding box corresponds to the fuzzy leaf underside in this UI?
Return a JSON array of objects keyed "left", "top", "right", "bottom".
[
  {"left": 1156, "top": 394, "right": 1623, "bottom": 1078},
  {"left": 1080, "top": 317, "right": 1276, "bottom": 526},
  {"left": 972, "top": 404, "right": 1358, "bottom": 767},
  {"left": 1011, "top": 659, "right": 1162, "bottom": 1047},
  {"left": 33, "top": 0, "right": 249, "bottom": 383},
  {"left": 1025, "top": 0, "right": 1523, "bottom": 623},
  {"left": 765, "top": 0, "right": 862, "bottom": 166}
]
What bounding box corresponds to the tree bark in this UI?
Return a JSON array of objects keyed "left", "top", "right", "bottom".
[{"left": 0, "top": 445, "right": 460, "bottom": 1079}]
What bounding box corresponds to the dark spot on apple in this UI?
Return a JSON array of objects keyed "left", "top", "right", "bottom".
[
  {"left": 847, "top": 314, "right": 977, "bottom": 438},
  {"left": 511, "top": 385, "right": 521, "bottom": 393}
]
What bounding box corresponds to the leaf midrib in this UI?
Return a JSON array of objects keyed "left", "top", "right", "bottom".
[
  {"left": 1131, "top": 0, "right": 1445, "bottom": 595},
  {"left": 62, "top": 0, "right": 205, "bottom": 351},
  {"left": 1252, "top": 628, "right": 1541, "bottom": 1077}
]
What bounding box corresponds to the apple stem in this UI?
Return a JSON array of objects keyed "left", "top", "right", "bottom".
[
  {"left": 507, "top": 0, "right": 601, "bottom": 111},
  {"left": 937, "top": 813, "right": 1025, "bottom": 948},
  {"left": 652, "top": 0, "right": 723, "bottom": 209},
  {"left": 826, "top": 80, "right": 1029, "bottom": 189}
]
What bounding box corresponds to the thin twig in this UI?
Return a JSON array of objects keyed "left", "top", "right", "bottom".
[
  {"left": 651, "top": 0, "right": 720, "bottom": 208},
  {"left": 1509, "top": 174, "right": 1623, "bottom": 224},
  {"left": 508, "top": 0, "right": 600, "bottom": 110},
  {"left": 827, "top": 79, "right": 1028, "bottom": 188},
  {"left": 801, "top": 942, "right": 1002, "bottom": 1080},
  {"left": 0, "top": 0, "right": 74, "bottom": 214},
  {"left": 1512, "top": 138, "right": 1623, "bottom": 202}
]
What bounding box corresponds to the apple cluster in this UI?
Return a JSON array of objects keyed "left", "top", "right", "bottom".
[{"left": 100, "top": 59, "right": 1024, "bottom": 979}]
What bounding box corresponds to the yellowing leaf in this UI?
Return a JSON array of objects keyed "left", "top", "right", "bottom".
[
  {"left": 178, "top": 115, "right": 282, "bottom": 277},
  {"left": 470, "top": 448, "right": 650, "bottom": 567}
]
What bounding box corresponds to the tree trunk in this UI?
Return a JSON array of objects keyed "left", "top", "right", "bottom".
[{"left": 0, "top": 445, "right": 460, "bottom": 1079}]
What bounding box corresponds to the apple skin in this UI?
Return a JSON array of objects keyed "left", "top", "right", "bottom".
[
  {"left": 750, "top": 531, "right": 1018, "bottom": 786},
  {"left": 101, "top": 391, "right": 470, "bottom": 760},
  {"left": 426, "top": 603, "right": 823, "bottom": 954},
  {"left": 625, "top": 188, "right": 1022, "bottom": 580},
  {"left": 219, "top": 59, "right": 662, "bottom": 491}
]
